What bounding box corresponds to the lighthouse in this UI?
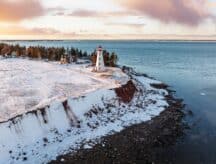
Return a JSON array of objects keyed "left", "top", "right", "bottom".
[{"left": 95, "top": 46, "right": 105, "bottom": 72}]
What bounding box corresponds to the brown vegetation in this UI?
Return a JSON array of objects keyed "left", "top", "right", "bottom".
[
  {"left": 0, "top": 43, "right": 88, "bottom": 62},
  {"left": 115, "top": 80, "right": 137, "bottom": 103}
]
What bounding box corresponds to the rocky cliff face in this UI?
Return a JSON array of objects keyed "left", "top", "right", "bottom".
[
  {"left": 0, "top": 65, "right": 179, "bottom": 164},
  {"left": 52, "top": 67, "right": 185, "bottom": 164}
]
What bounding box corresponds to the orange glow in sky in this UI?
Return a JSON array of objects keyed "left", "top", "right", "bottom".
[{"left": 0, "top": 0, "right": 215, "bottom": 40}]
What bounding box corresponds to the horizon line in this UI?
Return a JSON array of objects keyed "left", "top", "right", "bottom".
[{"left": 1, "top": 39, "right": 216, "bottom": 42}]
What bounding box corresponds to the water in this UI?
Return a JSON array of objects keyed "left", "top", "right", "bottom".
[{"left": 2, "top": 40, "right": 216, "bottom": 163}]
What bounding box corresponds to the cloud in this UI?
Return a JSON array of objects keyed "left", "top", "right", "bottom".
[
  {"left": 56, "top": 9, "right": 135, "bottom": 17},
  {"left": 0, "top": 0, "right": 45, "bottom": 22},
  {"left": 55, "top": 9, "right": 145, "bottom": 30},
  {"left": 106, "top": 22, "right": 145, "bottom": 28},
  {"left": 0, "top": 25, "right": 215, "bottom": 40},
  {"left": 0, "top": 26, "right": 56, "bottom": 35},
  {"left": 0, "top": 26, "right": 76, "bottom": 37},
  {"left": 68, "top": 9, "right": 100, "bottom": 17},
  {"left": 55, "top": 11, "right": 65, "bottom": 16},
  {"left": 117, "top": 0, "right": 213, "bottom": 26},
  {"left": 28, "top": 28, "right": 60, "bottom": 35}
]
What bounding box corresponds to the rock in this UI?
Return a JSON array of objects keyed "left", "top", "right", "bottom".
[
  {"left": 163, "top": 128, "right": 171, "bottom": 136},
  {"left": 188, "top": 110, "right": 193, "bottom": 116},
  {"left": 49, "top": 67, "right": 185, "bottom": 164},
  {"left": 43, "top": 137, "right": 48, "bottom": 143}
]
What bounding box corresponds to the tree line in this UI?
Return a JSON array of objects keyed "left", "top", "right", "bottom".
[
  {"left": 90, "top": 49, "right": 118, "bottom": 67},
  {"left": 0, "top": 43, "right": 118, "bottom": 67},
  {"left": 0, "top": 43, "right": 88, "bottom": 61}
]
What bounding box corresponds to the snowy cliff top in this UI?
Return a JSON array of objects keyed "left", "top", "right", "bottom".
[
  {"left": 0, "top": 57, "right": 170, "bottom": 164},
  {"left": 0, "top": 58, "right": 129, "bottom": 122}
]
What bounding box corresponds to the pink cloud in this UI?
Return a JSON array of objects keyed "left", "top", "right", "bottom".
[
  {"left": 105, "top": 22, "right": 145, "bottom": 28},
  {"left": 0, "top": 26, "right": 55, "bottom": 35},
  {"left": 118, "top": 0, "right": 212, "bottom": 26},
  {"left": 0, "top": 26, "right": 76, "bottom": 37},
  {"left": 0, "top": 0, "right": 45, "bottom": 22},
  {"left": 68, "top": 9, "right": 100, "bottom": 17},
  {"left": 60, "top": 9, "right": 135, "bottom": 17}
]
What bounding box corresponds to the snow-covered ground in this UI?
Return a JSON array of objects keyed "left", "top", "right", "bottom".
[
  {"left": 0, "top": 58, "right": 169, "bottom": 164},
  {"left": 0, "top": 58, "right": 128, "bottom": 122}
]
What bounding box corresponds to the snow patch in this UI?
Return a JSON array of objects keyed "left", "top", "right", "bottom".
[
  {"left": 200, "top": 92, "right": 206, "bottom": 96},
  {"left": 0, "top": 59, "right": 169, "bottom": 164},
  {"left": 0, "top": 58, "right": 128, "bottom": 122}
]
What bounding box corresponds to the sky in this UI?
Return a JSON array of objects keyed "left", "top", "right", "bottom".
[{"left": 0, "top": 0, "right": 215, "bottom": 40}]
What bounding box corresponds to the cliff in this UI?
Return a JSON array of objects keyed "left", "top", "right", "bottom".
[{"left": 0, "top": 58, "right": 182, "bottom": 163}]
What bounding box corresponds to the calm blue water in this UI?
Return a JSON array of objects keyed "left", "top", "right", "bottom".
[{"left": 3, "top": 40, "right": 216, "bottom": 163}]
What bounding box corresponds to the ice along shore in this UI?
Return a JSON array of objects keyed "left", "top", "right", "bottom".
[
  {"left": 0, "top": 58, "right": 184, "bottom": 164},
  {"left": 51, "top": 66, "right": 185, "bottom": 164}
]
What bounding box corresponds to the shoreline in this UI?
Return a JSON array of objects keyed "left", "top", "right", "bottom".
[
  {"left": 0, "top": 58, "right": 185, "bottom": 163},
  {"left": 50, "top": 67, "right": 185, "bottom": 164}
]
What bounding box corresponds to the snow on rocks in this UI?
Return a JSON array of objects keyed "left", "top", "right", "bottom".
[{"left": 0, "top": 59, "right": 169, "bottom": 164}]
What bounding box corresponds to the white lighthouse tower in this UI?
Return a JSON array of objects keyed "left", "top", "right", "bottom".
[{"left": 95, "top": 46, "right": 105, "bottom": 72}]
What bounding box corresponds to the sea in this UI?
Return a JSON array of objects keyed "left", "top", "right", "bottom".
[{"left": 2, "top": 40, "right": 216, "bottom": 163}]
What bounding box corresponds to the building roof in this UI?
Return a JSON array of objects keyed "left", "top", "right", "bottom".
[{"left": 97, "top": 45, "right": 103, "bottom": 51}]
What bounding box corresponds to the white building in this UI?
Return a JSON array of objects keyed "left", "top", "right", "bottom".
[
  {"left": 95, "top": 46, "right": 105, "bottom": 72},
  {"left": 11, "top": 51, "right": 17, "bottom": 58}
]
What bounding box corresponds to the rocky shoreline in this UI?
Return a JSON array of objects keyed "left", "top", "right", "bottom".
[{"left": 50, "top": 67, "right": 185, "bottom": 164}]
